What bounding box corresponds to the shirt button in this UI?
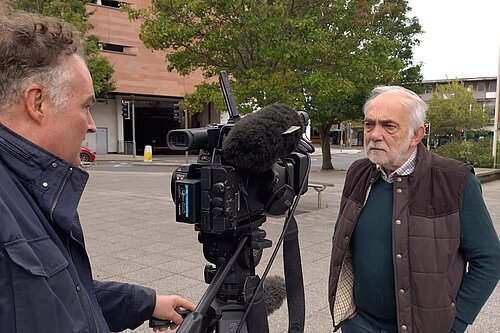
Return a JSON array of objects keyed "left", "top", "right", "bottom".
[
  {"left": 396, "top": 254, "right": 402, "bottom": 259},
  {"left": 395, "top": 219, "right": 402, "bottom": 225},
  {"left": 396, "top": 177, "right": 402, "bottom": 182},
  {"left": 76, "top": 285, "right": 81, "bottom": 292},
  {"left": 399, "top": 289, "right": 405, "bottom": 294},
  {"left": 451, "top": 302, "right": 456, "bottom": 307},
  {"left": 401, "top": 325, "right": 408, "bottom": 330},
  {"left": 396, "top": 188, "right": 402, "bottom": 193},
  {"left": 51, "top": 162, "right": 58, "bottom": 168},
  {"left": 42, "top": 182, "right": 49, "bottom": 188}
]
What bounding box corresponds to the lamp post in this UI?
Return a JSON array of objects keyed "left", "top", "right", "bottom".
[
  {"left": 493, "top": 46, "right": 499, "bottom": 168},
  {"left": 184, "top": 109, "right": 189, "bottom": 164},
  {"left": 131, "top": 96, "right": 136, "bottom": 159}
]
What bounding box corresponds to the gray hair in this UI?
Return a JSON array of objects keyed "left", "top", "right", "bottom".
[
  {"left": 0, "top": 12, "right": 84, "bottom": 113},
  {"left": 363, "top": 86, "right": 428, "bottom": 132}
]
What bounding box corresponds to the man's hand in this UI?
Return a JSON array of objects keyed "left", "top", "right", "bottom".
[{"left": 151, "top": 295, "right": 196, "bottom": 332}]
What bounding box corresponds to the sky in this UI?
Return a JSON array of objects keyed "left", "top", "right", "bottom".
[{"left": 407, "top": 0, "right": 500, "bottom": 80}]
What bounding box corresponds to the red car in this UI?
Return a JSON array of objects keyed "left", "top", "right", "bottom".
[{"left": 80, "top": 146, "right": 96, "bottom": 163}]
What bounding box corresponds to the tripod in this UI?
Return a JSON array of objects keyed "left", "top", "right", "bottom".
[{"left": 177, "top": 216, "right": 271, "bottom": 333}]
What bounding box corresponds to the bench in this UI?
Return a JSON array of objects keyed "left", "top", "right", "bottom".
[{"left": 308, "top": 182, "right": 334, "bottom": 209}]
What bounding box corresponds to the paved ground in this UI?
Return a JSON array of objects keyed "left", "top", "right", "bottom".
[{"left": 79, "top": 150, "right": 500, "bottom": 332}]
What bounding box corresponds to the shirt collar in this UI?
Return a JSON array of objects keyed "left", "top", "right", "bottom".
[{"left": 377, "top": 147, "right": 417, "bottom": 183}]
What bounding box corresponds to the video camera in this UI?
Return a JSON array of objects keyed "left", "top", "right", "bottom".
[
  {"left": 163, "top": 71, "right": 313, "bottom": 333},
  {"left": 167, "top": 72, "right": 312, "bottom": 235}
]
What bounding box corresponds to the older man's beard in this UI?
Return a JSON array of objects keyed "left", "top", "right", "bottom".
[{"left": 365, "top": 135, "right": 413, "bottom": 171}]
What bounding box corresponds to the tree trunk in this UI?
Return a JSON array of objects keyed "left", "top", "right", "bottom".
[{"left": 320, "top": 129, "right": 334, "bottom": 170}]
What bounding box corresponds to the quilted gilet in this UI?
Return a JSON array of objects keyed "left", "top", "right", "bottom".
[{"left": 329, "top": 143, "right": 471, "bottom": 333}]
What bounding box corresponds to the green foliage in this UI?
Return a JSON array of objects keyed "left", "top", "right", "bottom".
[
  {"left": 124, "top": 0, "right": 422, "bottom": 169},
  {"left": 180, "top": 82, "right": 226, "bottom": 114},
  {"left": 86, "top": 52, "right": 115, "bottom": 98},
  {"left": 427, "top": 81, "right": 489, "bottom": 140},
  {"left": 434, "top": 140, "right": 499, "bottom": 168},
  {"left": 124, "top": 0, "right": 421, "bottom": 109},
  {"left": 9, "top": 0, "right": 116, "bottom": 98},
  {"left": 10, "top": 0, "right": 92, "bottom": 32}
]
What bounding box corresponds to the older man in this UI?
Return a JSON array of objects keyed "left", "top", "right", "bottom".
[{"left": 328, "top": 86, "right": 500, "bottom": 333}]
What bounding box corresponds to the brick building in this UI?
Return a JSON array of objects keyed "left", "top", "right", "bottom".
[{"left": 85, "top": 0, "right": 218, "bottom": 154}]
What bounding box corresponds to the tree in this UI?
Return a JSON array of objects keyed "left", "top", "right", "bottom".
[
  {"left": 7, "top": 0, "right": 116, "bottom": 98},
  {"left": 427, "top": 81, "right": 489, "bottom": 142},
  {"left": 125, "top": 0, "right": 422, "bottom": 169}
]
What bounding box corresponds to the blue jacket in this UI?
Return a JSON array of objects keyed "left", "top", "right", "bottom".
[{"left": 0, "top": 124, "right": 156, "bottom": 332}]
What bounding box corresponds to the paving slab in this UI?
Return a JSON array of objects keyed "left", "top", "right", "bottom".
[{"left": 79, "top": 158, "right": 500, "bottom": 332}]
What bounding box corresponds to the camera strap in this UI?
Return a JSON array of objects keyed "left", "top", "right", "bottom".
[{"left": 283, "top": 215, "right": 305, "bottom": 333}]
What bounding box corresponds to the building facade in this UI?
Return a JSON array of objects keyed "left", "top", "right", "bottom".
[
  {"left": 85, "top": 0, "right": 219, "bottom": 154},
  {"left": 420, "top": 76, "right": 498, "bottom": 132}
]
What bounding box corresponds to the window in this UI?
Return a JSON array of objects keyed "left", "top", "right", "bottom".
[
  {"left": 91, "top": 0, "right": 121, "bottom": 8},
  {"left": 98, "top": 43, "right": 124, "bottom": 53},
  {"left": 424, "top": 85, "right": 433, "bottom": 94},
  {"left": 465, "top": 83, "right": 473, "bottom": 92},
  {"left": 485, "top": 104, "right": 496, "bottom": 124},
  {"left": 476, "top": 82, "right": 485, "bottom": 92},
  {"left": 488, "top": 81, "right": 497, "bottom": 92}
]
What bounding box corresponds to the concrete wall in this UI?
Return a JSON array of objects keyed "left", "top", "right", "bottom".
[{"left": 84, "top": 98, "right": 120, "bottom": 153}]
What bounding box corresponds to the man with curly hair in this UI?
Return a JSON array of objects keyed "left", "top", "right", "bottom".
[{"left": 0, "top": 11, "right": 195, "bottom": 332}]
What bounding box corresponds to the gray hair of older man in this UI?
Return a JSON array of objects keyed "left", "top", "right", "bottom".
[{"left": 363, "top": 86, "right": 428, "bottom": 134}]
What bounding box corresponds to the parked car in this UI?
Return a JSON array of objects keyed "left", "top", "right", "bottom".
[{"left": 80, "top": 146, "right": 96, "bottom": 163}]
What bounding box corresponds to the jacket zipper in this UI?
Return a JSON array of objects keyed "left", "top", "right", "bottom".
[
  {"left": 0, "top": 136, "right": 32, "bottom": 163},
  {"left": 49, "top": 166, "right": 73, "bottom": 223},
  {"left": 51, "top": 170, "right": 101, "bottom": 333},
  {"left": 84, "top": 290, "right": 101, "bottom": 333},
  {"left": 71, "top": 231, "right": 102, "bottom": 333},
  {"left": 363, "top": 177, "right": 376, "bottom": 206}
]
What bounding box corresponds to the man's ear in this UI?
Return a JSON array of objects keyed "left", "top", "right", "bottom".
[
  {"left": 410, "top": 126, "right": 425, "bottom": 148},
  {"left": 23, "top": 84, "right": 49, "bottom": 124}
]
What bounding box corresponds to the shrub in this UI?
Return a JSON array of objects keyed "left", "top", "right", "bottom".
[{"left": 434, "top": 140, "right": 500, "bottom": 168}]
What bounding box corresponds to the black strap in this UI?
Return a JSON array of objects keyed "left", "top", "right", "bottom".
[
  {"left": 283, "top": 215, "right": 305, "bottom": 333},
  {"left": 246, "top": 291, "right": 269, "bottom": 333}
]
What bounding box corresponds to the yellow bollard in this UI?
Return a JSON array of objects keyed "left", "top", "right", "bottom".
[{"left": 143, "top": 145, "right": 152, "bottom": 162}]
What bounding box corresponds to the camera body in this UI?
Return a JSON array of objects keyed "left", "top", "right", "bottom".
[
  {"left": 172, "top": 163, "right": 240, "bottom": 233},
  {"left": 170, "top": 148, "right": 310, "bottom": 235},
  {"left": 167, "top": 71, "right": 311, "bottom": 235}
]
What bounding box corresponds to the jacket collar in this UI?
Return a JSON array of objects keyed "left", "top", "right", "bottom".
[
  {"left": 0, "top": 123, "right": 88, "bottom": 234},
  {"left": 409, "top": 142, "right": 432, "bottom": 181}
]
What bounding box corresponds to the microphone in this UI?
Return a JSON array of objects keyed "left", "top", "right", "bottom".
[
  {"left": 263, "top": 275, "right": 287, "bottom": 315},
  {"left": 221, "top": 103, "right": 304, "bottom": 174}
]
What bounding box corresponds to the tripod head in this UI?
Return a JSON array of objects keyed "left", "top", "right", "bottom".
[{"left": 176, "top": 220, "right": 270, "bottom": 333}]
